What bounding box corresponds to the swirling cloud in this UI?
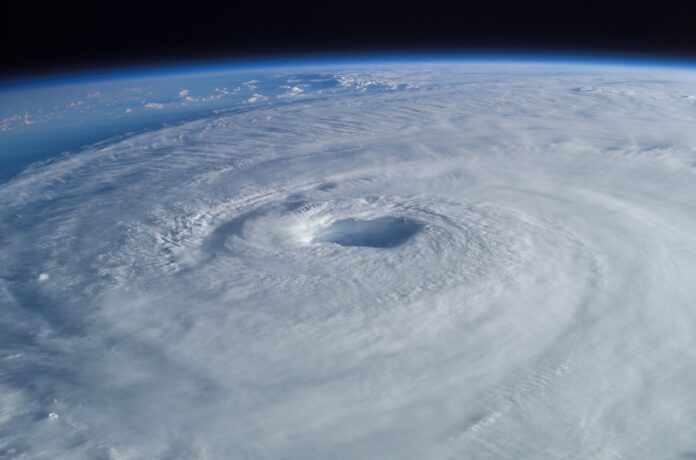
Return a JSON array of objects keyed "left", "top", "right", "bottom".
[{"left": 1, "top": 64, "right": 696, "bottom": 459}]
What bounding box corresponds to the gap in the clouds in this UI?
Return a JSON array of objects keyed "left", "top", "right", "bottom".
[{"left": 312, "top": 217, "right": 422, "bottom": 248}]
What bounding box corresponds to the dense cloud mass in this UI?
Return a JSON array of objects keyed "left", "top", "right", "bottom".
[{"left": 2, "top": 64, "right": 696, "bottom": 458}]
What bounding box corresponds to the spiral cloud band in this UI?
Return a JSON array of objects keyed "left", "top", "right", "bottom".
[{"left": 1, "top": 64, "right": 696, "bottom": 458}]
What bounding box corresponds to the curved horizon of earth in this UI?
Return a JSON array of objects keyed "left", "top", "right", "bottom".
[{"left": 2, "top": 58, "right": 696, "bottom": 459}]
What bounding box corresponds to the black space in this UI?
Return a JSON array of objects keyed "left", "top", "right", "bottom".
[{"left": 2, "top": 0, "right": 696, "bottom": 78}]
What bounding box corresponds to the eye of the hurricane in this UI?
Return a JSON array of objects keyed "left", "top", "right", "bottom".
[{"left": 312, "top": 217, "right": 422, "bottom": 248}]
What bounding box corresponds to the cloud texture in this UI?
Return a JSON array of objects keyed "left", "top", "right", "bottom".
[{"left": 2, "top": 64, "right": 696, "bottom": 459}]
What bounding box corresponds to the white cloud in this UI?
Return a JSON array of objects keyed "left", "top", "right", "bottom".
[
  {"left": 277, "top": 86, "right": 305, "bottom": 99},
  {"left": 242, "top": 79, "right": 258, "bottom": 90},
  {"left": 3, "top": 64, "right": 696, "bottom": 459},
  {"left": 246, "top": 93, "right": 268, "bottom": 103}
]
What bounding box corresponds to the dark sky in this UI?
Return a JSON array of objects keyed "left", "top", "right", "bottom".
[{"left": 2, "top": 0, "right": 696, "bottom": 78}]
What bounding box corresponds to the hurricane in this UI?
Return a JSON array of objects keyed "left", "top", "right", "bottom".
[{"left": 1, "top": 61, "right": 696, "bottom": 458}]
